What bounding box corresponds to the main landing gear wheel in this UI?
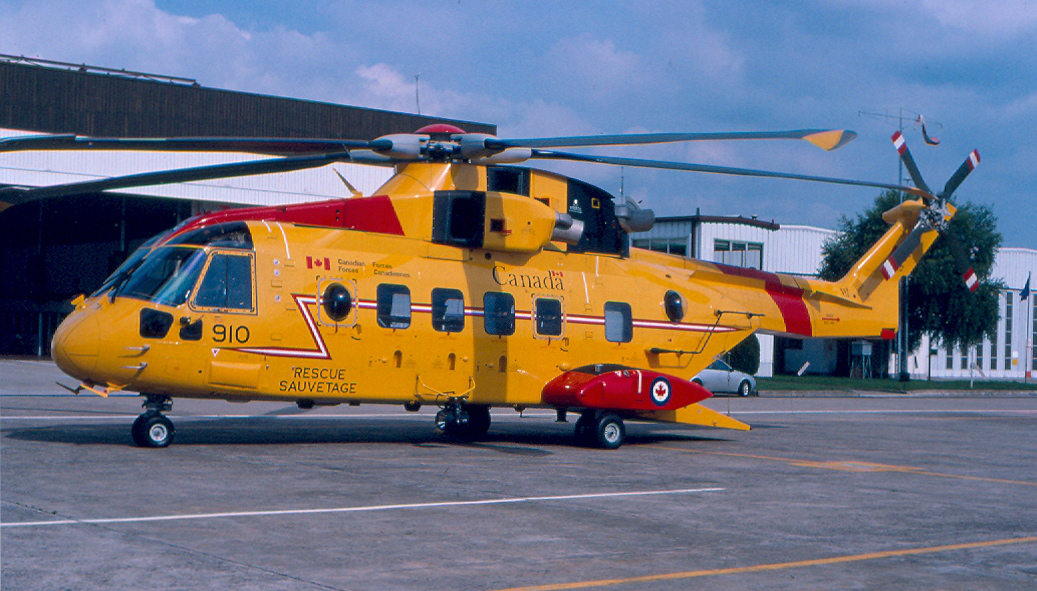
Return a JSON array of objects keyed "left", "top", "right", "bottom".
[
  {"left": 574, "top": 411, "right": 626, "bottom": 449},
  {"left": 132, "top": 394, "right": 175, "bottom": 448},
  {"left": 436, "top": 402, "right": 491, "bottom": 440}
]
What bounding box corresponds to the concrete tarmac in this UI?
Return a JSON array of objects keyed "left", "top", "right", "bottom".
[{"left": 2, "top": 358, "right": 1036, "bottom": 590}]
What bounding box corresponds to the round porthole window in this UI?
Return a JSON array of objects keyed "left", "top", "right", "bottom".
[
  {"left": 664, "top": 290, "right": 684, "bottom": 322},
  {"left": 322, "top": 283, "right": 352, "bottom": 321}
]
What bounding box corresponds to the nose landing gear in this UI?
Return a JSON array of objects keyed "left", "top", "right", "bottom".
[{"left": 131, "top": 394, "right": 175, "bottom": 448}]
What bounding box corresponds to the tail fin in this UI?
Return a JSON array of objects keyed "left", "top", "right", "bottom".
[{"left": 809, "top": 199, "right": 950, "bottom": 338}]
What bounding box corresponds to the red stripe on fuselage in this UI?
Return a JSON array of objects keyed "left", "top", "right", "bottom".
[{"left": 717, "top": 264, "right": 812, "bottom": 337}]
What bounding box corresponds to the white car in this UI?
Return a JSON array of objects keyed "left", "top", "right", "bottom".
[{"left": 693, "top": 359, "right": 757, "bottom": 396}]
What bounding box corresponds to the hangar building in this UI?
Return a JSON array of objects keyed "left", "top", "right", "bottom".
[{"left": 0, "top": 55, "right": 494, "bottom": 356}]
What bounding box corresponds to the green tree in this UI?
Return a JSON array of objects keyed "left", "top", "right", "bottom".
[
  {"left": 727, "top": 333, "right": 761, "bottom": 375},
  {"left": 819, "top": 190, "right": 1003, "bottom": 353}
]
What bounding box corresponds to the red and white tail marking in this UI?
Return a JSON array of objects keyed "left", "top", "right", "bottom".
[
  {"left": 881, "top": 256, "right": 899, "bottom": 280},
  {"left": 891, "top": 131, "right": 907, "bottom": 154},
  {"left": 967, "top": 150, "right": 980, "bottom": 170},
  {"left": 963, "top": 268, "right": 979, "bottom": 292}
]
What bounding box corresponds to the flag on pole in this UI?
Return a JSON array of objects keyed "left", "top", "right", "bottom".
[{"left": 1021, "top": 272, "right": 1031, "bottom": 301}]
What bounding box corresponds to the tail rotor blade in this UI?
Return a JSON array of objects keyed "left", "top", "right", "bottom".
[
  {"left": 941, "top": 150, "right": 980, "bottom": 198},
  {"left": 881, "top": 223, "right": 929, "bottom": 280},
  {"left": 891, "top": 132, "right": 933, "bottom": 195}
]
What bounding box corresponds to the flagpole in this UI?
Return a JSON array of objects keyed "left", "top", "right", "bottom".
[{"left": 1025, "top": 272, "right": 1033, "bottom": 383}]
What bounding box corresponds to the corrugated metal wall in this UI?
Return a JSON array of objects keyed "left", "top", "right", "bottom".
[{"left": 0, "top": 61, "right": 495, "bottom": 138}]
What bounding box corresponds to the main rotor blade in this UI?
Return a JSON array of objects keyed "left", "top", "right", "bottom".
[
  {"left": 943, "top": 230, "right": 980, "bottom": 292},
  {"left": 0, "top": 135, "right": 385, "bottom": 156},
  {"left": 891, "top": 132, "right": 933, "bottom": 195},
  {"left": 0, "top": 151, "right": 355, "bottom": 201},
  {"left": 881, "top": 223, "right": 930, "bottom": 280},
  {"left": 488, "top": 129, "right": 856, "bottom": 151},
  {"left": 941, "top": 150, "right": 980, "bottom": 199},
  {"left": 530, "top": 150, "right": 932, "bottom": 198}
]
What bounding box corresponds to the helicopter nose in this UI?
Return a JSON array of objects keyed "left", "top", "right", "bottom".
[{"left": 52, "top": 311, "right": 100, "bottom": 380}]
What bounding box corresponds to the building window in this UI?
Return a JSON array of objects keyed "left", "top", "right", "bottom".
[
  {"left": 714, "top": 240, "right": 763, "bottom": 269},
  {"left": 377, "top": 284, "right": 411, "bottom": 329},
  {"left": 961, "top": 348, "right": 968, "bottom": 372},
  {"left": 1004, "top": 293, "right": 1013, "bottom": 371},
  {"left": 946, "top": 348, "right": 954, "bottom": 370},
  {"left": 604, "top": 302, "right": 633, "bottom": 343},
  {"left": 483, "top": 292, "right": 515, "bottom": 336},
  {"left": 632, "top": 238, "right": 687, "bottom": 256},
  {"left": 976, "top": 344, "right": 984, "bottom": 372},
  {"left": 431, "top": 288, "right": 465, "bottom": 333}
]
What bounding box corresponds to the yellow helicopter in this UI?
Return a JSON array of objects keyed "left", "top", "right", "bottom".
[{"left": 0, "top": 125, "right": 980, "bottom": 448}]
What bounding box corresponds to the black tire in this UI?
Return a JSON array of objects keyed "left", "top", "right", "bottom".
[
  {"left": 463, "top": 405, "right": 491, "bottom": 438},
  {"left": 574, "top": 413, "right": 596, "bottom": 446},
  {"left": 692, "top": 378, "right": 703, "bottom": 387},
  {"left": 133, "top": 413, "right": 175, "bottom": 448},
  {"left": 738, "top": 380, "right": 752, "bottom": 397},
  {"left": 131, "top": 414, "right": 148, "bottom": 447},
  {"left": 594, "top": 413, "right": 625, "bottom": 450}
]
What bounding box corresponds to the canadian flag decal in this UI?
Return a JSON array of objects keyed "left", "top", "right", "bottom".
[{"left": 307, "top": 256, "right": 331, "bottom": 270}]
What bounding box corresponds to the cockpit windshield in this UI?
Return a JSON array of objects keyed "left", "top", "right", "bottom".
[{"left": 115, "top": 247, "right": 208, "bottom": 306}]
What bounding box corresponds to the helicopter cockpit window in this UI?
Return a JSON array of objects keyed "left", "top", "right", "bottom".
[
  {"left": 534, "top": 297, "right": 563, "bottom": 337},
  {"left": 432, "top": 288, "right": 465, "bottom": 333},
  {"left": 483, "top": 292, "right": 516, "bottom": 336},
  {"left": 91, "top": 233, "right": 163, "bottom": 298},
  {"left": 166, "top": 222, "right": 254, "bottom": 250},
  {"left": 604, "top": 302, "right": 633, "bottom": 343},
  {"left": 117, "top": 247, "right": 208, "bottom": 307},
  {"left": 377, "top": 284, "right": 411, "bottom": 329},
  {"left": 193, "top": 252, "right": 255, "bottom": 311}
]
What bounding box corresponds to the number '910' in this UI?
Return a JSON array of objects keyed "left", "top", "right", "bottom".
[{"left": 213, "top": 324, "right": 250, "bottom": 343}]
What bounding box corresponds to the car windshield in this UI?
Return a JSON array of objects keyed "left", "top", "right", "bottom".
[
  {"left": 115, "top": 246, "right": 208, "bottom": 306},
  {"left": 709, "top": 360, "right": 733, "bottom": 371}
]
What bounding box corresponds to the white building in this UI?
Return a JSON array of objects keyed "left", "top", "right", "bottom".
[{"left": 633, "top": 215, "right": 1037, "bottom": 381}]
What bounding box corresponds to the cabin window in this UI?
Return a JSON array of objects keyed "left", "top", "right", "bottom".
[
  {"left": 664, "top": 290, "right": 685, "bottom": 322},
  {"left": 534, "top": 297, "right": 563, "bottom": 337},
  {"left": 193, "top": 252, "right": 255, "bottom": 311},
  {"left": 483, "top": 292, "right": 516, "bottom": 336},
  {"left": 432, "top": 288, "right": 465, "bottom": 333},
  {"left": 139, "top": 308, "right": 174, "bottom": 339},
  {"left": 377, "top": 284, "right": 411, "bottom": 329},
  {"left": 604, "top": 302, "right": 633, "bottom": 343}
]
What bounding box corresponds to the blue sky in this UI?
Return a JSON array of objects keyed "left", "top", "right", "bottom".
[{"left": 2, "top": 0, "right": 1034, "bottom": 247}]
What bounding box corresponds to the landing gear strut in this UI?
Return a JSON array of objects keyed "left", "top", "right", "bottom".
[
  {"left": 574, "top": 410, "right": 626, "bottom": 449},
  {"left": 435, "top": 399, "right": 491, "bottom": 440},
  {"left": 131, "top": 394, "right": 175, "bottom": 448}
]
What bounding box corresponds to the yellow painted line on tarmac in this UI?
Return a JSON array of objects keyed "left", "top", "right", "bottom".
[
  {"left": 491, "top": 536, "right": 1037, "bottom": 591},
  {"left": 650, "top": 447, "right": 1037, "bottom": 487}
]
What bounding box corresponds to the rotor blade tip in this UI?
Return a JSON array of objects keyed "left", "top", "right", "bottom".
[{"left": 804, "top": 129, "right": 856, "bottom": 151}]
